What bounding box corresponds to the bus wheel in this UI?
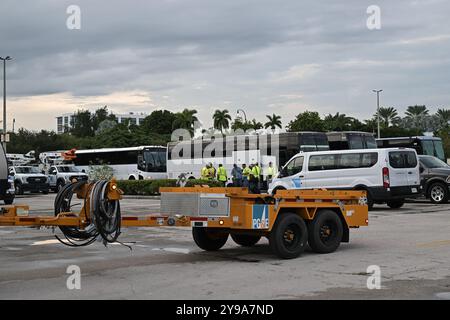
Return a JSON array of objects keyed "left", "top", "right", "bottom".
[
  {"left": 269, "top": 213, "right": 308, "bottom": 259},
  {"left": 272, "top": 187, "right": 285, "bottom": 196},
  {"left": 192, "top": 227, "right": 229, "bottom": 251},
  {"left": 231, "top": 234, "right": 261, "bottom": 247},
  {"left": 308, "top": 209, "right": 343, "bottom": 254},
  {"left": 128, "top": 176, "right": 136, "bottom": 180}
]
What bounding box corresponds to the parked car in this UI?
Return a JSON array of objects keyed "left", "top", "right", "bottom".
[
  {"left": 48, "top": 165, "right": 88, "bottom": 192},
  {"left": 418, "top": 155, "right": 450, "bottom": 204},
  {"left": 0, "top": 144, "right": 15, "bottom": 204},
  {"left": 268, "top": 148, "right": 421, "bottom": 210},
  {"left": 9, "top": 166, "right": 49, "bottom": 195}
]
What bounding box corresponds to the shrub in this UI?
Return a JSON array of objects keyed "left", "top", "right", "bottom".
[{"left": 116, "top": 179, "right": 222, "bottom": 195}]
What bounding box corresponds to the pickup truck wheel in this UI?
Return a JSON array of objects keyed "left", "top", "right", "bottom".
[
  {"left": 42, "top": 189, "right": 49, "bottom": 195},
  {"left": 269, "top": 213, "right": 308, "bottom": 259},
  {"left": 4, "top": 198, "right": 14, "bottom": 205},
  {"left": 57, "top": 180, "right": 65, "bottom": 192},
  {"left": 14, "top": 182, "right": 23, "bottom": 195},
  {"left": 387, "top": 199, "right": 405, "bottom": 209},
  {"left": 308, "top": 209, "right": 343, "bottom": 254},
  {"left": 192, "top": 227, "right": 229, "bottom": 251},
  {"left": 231, "top": 234, "right": 261, "bottom": 247},
  {"left": 429, "top": 182, "right": 449, "bottom": 204}
]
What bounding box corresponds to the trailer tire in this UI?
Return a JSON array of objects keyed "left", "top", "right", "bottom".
[
  {"left": 269, "top": 213, "right": 308, "bottom": 259},
  {"left": 308, "top": 209, "right": 343, "bottom": 254},
  {"left": 192, "top": 227, "right": 229, "bottom": 251},
  {"left": 231, "top": 234, "right": 261, "bottom": 247}
]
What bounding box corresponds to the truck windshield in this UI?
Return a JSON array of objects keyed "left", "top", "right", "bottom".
[
  {"left": 57, "top": 166, "right": 80, "bottom": 173},
  {"left": 420, "top": 156, "right": 449, "bottom": 168},
  {"left": 15, "top": 167, "right": 40, "bottom": 174}
]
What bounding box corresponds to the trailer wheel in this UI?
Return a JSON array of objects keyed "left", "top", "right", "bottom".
[
  {"left": 308, "top": 209, "right": 343, "bottom": 254},
  {"left": 192, "top": 227, "right": 229, "bottom": 251},
  {"left": 269, "top": 213, "right": 308, "bottom": 259},
  {"left": 231, "top": 234, "right": 261, "bottom": 247}
]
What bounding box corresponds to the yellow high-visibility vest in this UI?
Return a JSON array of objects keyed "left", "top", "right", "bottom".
[
  {"left": 266, "top": 166, "right": 276, "bottom": 176},
  {"left": 207, "top": 167, "right": 216, "bottom": 180},
  {"left": 217, "top": 166, "right": 227, "bottom": 181},
  {"left": 251, "top": 166, "right": 259, "bottom": 180},
  {"left": 201, "top": 167, "right": 209, "bottom": 179},
  {"left": 243, "top": 167, "right": 252, "bottom": 179}
]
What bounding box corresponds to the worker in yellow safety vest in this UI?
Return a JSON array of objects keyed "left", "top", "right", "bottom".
[
  {"left": 217, "top": 164, "right": 227, "bottom": 186},
  {"left": 265, "top": 161, "right": 277, "bottom": 182},
  {"left": 201, "top": 164, "right": 209, "bottom": 180},
  {"left": 249, "top": 164, "right": 260, "bottom": 193},
  {"left": 207, "top": 163, "right": 216, "bottom": 180},
  {"left": 242, "top": 164, "right": 251, "bottom": 187}
]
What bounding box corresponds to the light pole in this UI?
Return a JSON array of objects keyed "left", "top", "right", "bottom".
[
  {"left": 0, "top": 56, "right": 12, "bottom": 152},
  {"left": 372, "top": 89, "right": 382, "bottom": 139},
  {"left": 236, "top": 108, "right": 247, "bottom": 122}
]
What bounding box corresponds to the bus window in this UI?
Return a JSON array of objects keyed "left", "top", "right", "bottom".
[
  {"left": 348, "top": 134, "right": 364, "bottom": 149},
  {"left": 143, "top": 149, "right": 166, "bottom": 172},
  {"left": 364, "top": 136, "right": 377, "bottom": 149}
]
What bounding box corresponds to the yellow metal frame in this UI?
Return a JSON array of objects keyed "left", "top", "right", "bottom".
[{"left": 0, "top": 185, "right": 368, "bottom": 234}]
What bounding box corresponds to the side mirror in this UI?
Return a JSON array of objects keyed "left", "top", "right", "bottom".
[
  {"left": 419, "top": 166, "right": 424, "bottom": 173},
  {"left": 9, "top": 172, "right": 15, "bottom": 176}
]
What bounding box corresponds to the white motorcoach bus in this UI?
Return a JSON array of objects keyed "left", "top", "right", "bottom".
[
  {"left": 166, "top": 132, "right": 329, "bottom": 183},
  {"left": 72, "top": 146, "right": 167, "bottom": 180}
]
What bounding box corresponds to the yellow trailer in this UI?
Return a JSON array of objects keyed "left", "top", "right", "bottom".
[{"left": 0, "top": 180, "right": 368, "bottom": 259}]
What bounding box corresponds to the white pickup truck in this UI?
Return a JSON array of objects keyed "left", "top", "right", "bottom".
[
  {"left": 9, "top": 166, "right": 49, "bottom": 194},
  {"left": 48, "top": 165, "right": 88, "bottom": 192}
]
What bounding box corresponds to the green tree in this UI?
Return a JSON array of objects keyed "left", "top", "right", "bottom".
[
  {"left": 141, "top": 110, "right": 176, "bottom": 135},
  {"left": 377, "top": 107, "right": 401, "bottom": 128},
  {"left": 71, "top": 109, "right": 94, "bottom": 137},
  {"left": 436, "top": 108, "right": 450, "bottom": 130},
  {"left": 323, "top": 113, "right": 352, "bottom": 131},
  {"left": 403, "top": 105, "right": 431, "bottom": 133},
  {"left": 287, "top": 111, "right": 324, "bottom": 132},
  {"left": 212, "top": 109, "right": 232, "bottom": 134},
  {"left": 264, "top": 114, "right": 282, "bottom": 132},
  {"left": 172, "top": 109, "right": 199, "bottom": 136}
]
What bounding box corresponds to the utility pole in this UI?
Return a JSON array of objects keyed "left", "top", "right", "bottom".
[
  {"left": 0, "top": 56, "right": 12, "bottom": 152},
  {"left": 372, "top": 89, "right": 383, "bottom": 139}
]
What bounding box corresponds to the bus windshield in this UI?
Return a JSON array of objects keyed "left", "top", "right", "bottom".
[{"left": 140, "top": 148, "right": 167, "bottom": 172}]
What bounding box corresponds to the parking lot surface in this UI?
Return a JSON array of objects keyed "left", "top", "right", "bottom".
[{"left": 0, "top": 193, "right": 449, "bottom": 299}]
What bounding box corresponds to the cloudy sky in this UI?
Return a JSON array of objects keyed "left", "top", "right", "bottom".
[{"left": 1, "top": 0, "right": 449, "bottom": 131}]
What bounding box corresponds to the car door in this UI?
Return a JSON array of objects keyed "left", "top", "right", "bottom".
[
  {"left": 387, "top": 151, "right": 408, "bottom": 187},
  {"left": 405, "top": 151, "right": 420, "bottom": 189},
  {"left": 278, "top": 156, "right": 305, "bottom": 189},
  {"left": 304, "top": 154, "right": 339, "bottom": 189}
]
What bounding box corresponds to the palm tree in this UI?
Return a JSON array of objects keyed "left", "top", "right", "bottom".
[
  {"left": 250, "top": 119, "right": 263, "bottom": 130},
  {"left": 405, "top": 105, "right": 429, "bottom": 118},
  {"left": 377, "top": 107, "right": 400, "bottom": 128},
  {"left": 212, "top": 109, "right": 232, "bottom": 134},
  {"left": 404, "top": 105, "right": 429, "bottom": 130},
  {"left": 172, "top": 109, "right": 199, "bottom": 136},
  {"left": 264, "top": 114, "right": 282, "bottom": 132},
  {"left": 323, "top": 113, "right": 352, "bottom": 131},
  {"left": 436, "top": 108, "right": 450, "bottom": 130}
]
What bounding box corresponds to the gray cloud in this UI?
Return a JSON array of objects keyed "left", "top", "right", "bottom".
[{"left": 0, "top": 0, "right": 449, "bottom": 130}]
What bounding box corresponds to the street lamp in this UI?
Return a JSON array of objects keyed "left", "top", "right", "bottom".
[
  {"left": 236, "top": 108, "right": 247, "bottom": 122},
  {"left": 0, "top": 56, "right": 12, "bottom": 152},
  {"left": 372, "top": 89, "right": 382, "bottom": 139}
]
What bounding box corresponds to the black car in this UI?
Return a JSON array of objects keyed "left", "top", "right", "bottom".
[{"left": 418, "top": 155, "right": 450, "bottom": 204}]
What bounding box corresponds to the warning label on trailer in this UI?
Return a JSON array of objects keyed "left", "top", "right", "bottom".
[{"left": 252, "top": 204, "right": 269, "bottom": 229}]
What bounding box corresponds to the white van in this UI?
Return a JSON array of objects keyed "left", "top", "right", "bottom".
[{"left": 268, "top": 148, "right": 421, "bottom": 209}]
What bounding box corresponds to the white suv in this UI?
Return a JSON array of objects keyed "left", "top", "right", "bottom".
[{"left": 269, "top": 148, "right": 421, "bottom": 209}]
